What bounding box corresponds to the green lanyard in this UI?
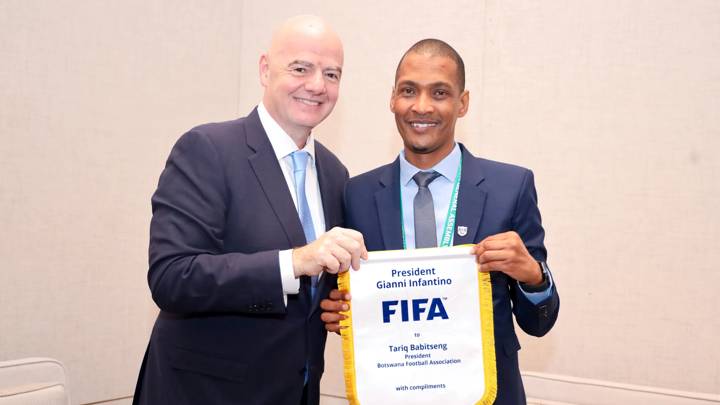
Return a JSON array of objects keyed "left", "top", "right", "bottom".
[{"left": 400, "top": 155, "right": 462, "bottom": 249}]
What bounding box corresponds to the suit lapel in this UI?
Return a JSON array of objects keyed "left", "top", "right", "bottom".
[
  {"left": 314, "top": 142, "right": 338, "bottom": 231},
  {"left": 309, "top": 145, "right": 337, "bottom": 313},
  {"left": 375, "top": 159, "right": 404, "bottom": 250},
  {"left": 453, "top": 145, "right": 487, "bottom": 245},
  {"left": 245, "top": 109, "right": 307, "bottom": 248}
]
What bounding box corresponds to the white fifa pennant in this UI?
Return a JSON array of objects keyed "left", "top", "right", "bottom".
[
  {"left": 338, "top": 246, "right": 497, "bottom": 405},
  {"left": 457, "top": 225, "right": 468, "bottom": 237}
]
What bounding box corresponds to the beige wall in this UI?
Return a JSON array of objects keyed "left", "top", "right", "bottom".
[
  {"left": 1, "top": 1, "right": 718, "bottom": 404},
  {"left": 0, "top": 1, "right": 244, "bottom": 404}
]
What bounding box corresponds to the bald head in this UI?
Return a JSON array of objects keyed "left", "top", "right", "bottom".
[
  {"left": 259, "top": 15, "right": 344, "bottom": 144},
  {"left": 268, "top": 15, "right": 343, "bottom": 62}
]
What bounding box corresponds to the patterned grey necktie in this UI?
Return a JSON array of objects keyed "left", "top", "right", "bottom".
[{"left": 412, "top": 170, "right": 441, "bottom": 248}]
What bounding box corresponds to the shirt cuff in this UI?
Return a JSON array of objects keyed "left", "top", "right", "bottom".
[
  {"left": 279, "top": 249, "right": 300, "bottom": 297},
  {"left": 518, "top": 262, "right": 554, "bottom": 305}
]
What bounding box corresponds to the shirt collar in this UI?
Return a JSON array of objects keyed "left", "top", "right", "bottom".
[
  {"left": 399, "top": 143, "right": 461, "bottom": 186},
  {"left": 257, "top": 102, "right": 316, "bottom": 161}
]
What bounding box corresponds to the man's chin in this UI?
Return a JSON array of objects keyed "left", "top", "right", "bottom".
[
  {"left": 407, "top": 144, "right": 432, "bottom": 154},
  {"left": 292, "top": 116, "right": 327, "bottom": 131},
  {"left": 298, "top": 110, "right": 332, "bottom": 126}
]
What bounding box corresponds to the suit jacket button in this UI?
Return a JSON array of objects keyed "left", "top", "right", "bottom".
[{"left": 539, "top": 305, "right": 548, "bottom": 318}]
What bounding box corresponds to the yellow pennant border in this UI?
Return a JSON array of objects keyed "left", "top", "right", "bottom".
[{"left": 338, "top": 248, "right": 497, "bottom": 405}]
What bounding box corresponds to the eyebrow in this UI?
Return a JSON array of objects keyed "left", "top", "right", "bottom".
[
  {"left": 397, "top": 80, "right": 452, "bottom": 88},
  {"left": 288, "top": 60, "right": 342, "bottom": 74},
  {"left": 289, "top": 60, "right": 312, "bottom": 67}
]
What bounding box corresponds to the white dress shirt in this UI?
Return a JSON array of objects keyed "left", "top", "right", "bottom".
[{"left": 257, "top": 103, "right": 326, "bottom": 298}]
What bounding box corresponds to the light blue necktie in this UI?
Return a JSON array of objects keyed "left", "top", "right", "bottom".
[
  {"left": 291, "top": 150, "right": 317, "bottom": 385},
  {"left": 290, "top": 150, "right": 318, "bottom": 298}
]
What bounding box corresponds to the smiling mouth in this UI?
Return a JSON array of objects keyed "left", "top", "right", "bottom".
[
  {"left": 295, "top": 97, "right": 322, "bottom": 106},
  {"left": 409, "top": 121, "right": 438, "bottom": 129}
]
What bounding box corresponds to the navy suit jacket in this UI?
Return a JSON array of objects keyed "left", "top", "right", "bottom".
[
  {"left": 133, "top": 108, "right": 348, "bottom": 405},
  {"left": 343, "top": 144, "right": 559, "bottom": 405}
]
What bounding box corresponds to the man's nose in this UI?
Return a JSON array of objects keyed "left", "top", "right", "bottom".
[
  {"left": 304, "top": 71, "right": 326, "bottom": 94},
  {"left": 411, "top": 92, "right": 433, "bottom": 114}
]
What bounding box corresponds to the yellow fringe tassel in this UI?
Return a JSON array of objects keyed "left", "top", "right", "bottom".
[
  {"left": 338, "top": 271, "right": 360, "bottom": 405},
  {"left": 476, "top": 269, "right": 497, "bottom": 404}
]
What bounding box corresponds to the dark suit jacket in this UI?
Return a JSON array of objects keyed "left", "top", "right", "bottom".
[
  {"left": 133, "top": 108, "right": 348, "bottom": 405},
  {"left": 343, "top": 144, "right": 559, "bottom": 405}
]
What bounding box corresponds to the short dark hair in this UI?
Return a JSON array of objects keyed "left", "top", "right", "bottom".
[{"left": 395, "top": 38, "right": 466, "bottom": 91}]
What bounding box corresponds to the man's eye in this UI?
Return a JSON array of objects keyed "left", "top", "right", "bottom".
[
  {"left": 434, "top": 90, "right": 448, "bottom": 97},
  {"left": 400, "top": 88, "right": 415, "bottom": 95},
  {"left": 293, "top": 67, "right": 307, "bottom": 73},
  {"left": 325, "top": 72, "right": 340, "bottom": 80}
]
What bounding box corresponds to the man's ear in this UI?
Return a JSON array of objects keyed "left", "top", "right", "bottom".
[
  {"left": 259, "top": 54, "right": 270, "bottom": 87},
  {"left": 389, "top": 86, "right": 396, "bottom": 113},
  {"left": 458, "top": 90, "right": 470, "bottom": 117}
]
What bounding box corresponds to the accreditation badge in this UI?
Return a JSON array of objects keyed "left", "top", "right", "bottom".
[{"left": 338, "top": 246, "right": 497, "bottom": 405}]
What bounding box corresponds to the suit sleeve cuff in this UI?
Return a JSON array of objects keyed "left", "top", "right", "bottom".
[{"left": 518, "top": 262, "right": 554, "bottom": 305}]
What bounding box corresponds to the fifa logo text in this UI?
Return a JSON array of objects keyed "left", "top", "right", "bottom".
[{"left": 381, "top": 298, "right": 449, "bottom": 323}]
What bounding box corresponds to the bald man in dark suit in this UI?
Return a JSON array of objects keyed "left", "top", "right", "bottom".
[{"left": 133, "top": 15, "right": 367, "bottom": 405}]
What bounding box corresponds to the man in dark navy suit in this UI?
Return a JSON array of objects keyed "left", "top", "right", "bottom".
[
  {"left": 133, "top": 15, "right": 367, "bottom": 405},
  {"left": 321, "top": 39, "right": 560, "bottom": 404}
]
